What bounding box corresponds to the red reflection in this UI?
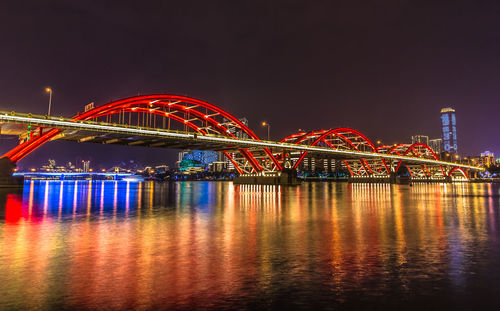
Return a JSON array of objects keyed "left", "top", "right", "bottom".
[{"left": 4, "top": 194, "right": 23, "bottom": 223}]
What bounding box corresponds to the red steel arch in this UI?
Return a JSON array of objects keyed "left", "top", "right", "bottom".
[
  {"left": 375, "top": 143, "right": 446, "bottom": 177},
  {"left": 376, "top": 144, "right": 420, "bottom": 177},
  {"left": 395, "top": 143, "right": 445, "bottom": 177},
  {"left": 280, "top": 131, "right": 309, "bottom": 144},
  {"left": 280, "top": 130, "right": 330, "bottom": 145},
  {"left": 2, "top": 95, "right": 281, "bottom": 173},
  {"left": 282, "top": 128, "right": 390, "bottom": 176},
  {"left": 448, "top": 167, "right": 469, "bottom": 179},
  {"left": 377, "top": 144, "right": 410, "bottom": 156}
]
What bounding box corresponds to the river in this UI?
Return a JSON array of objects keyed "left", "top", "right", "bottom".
[{"left": 1, "top": 181, "right": 499, "bottom": 309}]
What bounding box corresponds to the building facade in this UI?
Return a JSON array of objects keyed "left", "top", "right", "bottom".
[
  {"left": 480, "top": 151, "right": 496, "bottom": 167},
  {"left": 429, "top": 138, "right": 443, "bottom": 154},
  {"left": 177, "top": 150, "right": 218, "bottom": 171},
  {"left": 411, "top": 135, "right": 429, "bottom": 146},
  {"left": 440, "top": 108, "right": 458, "bottom": 154}
]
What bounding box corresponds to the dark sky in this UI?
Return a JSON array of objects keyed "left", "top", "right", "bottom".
[{"left": 1, "top": 0, "right": 499, "bottom": 169}]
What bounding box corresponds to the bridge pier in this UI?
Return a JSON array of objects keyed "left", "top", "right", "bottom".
[
  {"left": 411, "top": 176, "right": 452, "bottom": 183},
  {"left": 233, "top": 168, "right": 301, "bottom": 185},
  {"left": 348, "top": 174, "right": 456, "bottom": 184},
  {"left": 348, "top": 173, "right": 400, "bottom": 184},
  {"left": 0, "top": 157, "right": 23, "bottom": 188},
  {"left": 348, "top": 175, "right": 394, "bottom": 183}
]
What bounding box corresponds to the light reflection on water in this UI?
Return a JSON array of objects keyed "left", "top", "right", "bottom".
[{"left": 1, "top": 181, "right": 500, "bottom": 309}]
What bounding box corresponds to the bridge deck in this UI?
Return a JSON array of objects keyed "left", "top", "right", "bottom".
[{"left": 0, "top": 111, "right": 483, "bottom": 171}]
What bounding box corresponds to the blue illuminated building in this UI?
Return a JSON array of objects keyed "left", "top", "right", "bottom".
[
  {"left": 440, "top": 108, "right": 458, "bottom": 154},
  {"left": 179, "top": 150, "right": 218, "bottom": 171}
]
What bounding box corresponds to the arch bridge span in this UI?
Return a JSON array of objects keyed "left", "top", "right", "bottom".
[{"left": 0, "top": 94, "right": 480, "bottom": 179}]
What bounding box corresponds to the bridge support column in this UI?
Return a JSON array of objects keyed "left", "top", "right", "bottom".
[
  {"left": 389, "top": 173, "right": 397, "bottom": 184},
  {"left": 233, "top": 168, "right": 301, "bottom": 185},
  {"left": 0, "top": 157, "right": 23, "bottom": 188}
]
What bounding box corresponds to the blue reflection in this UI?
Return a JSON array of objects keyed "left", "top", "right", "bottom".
[
  {"left": 176, "top": 181, "right": 215, "bottom": 211},
  {"left": 2, "top": 180, "right": 224, "bottom": 222},
  {"left": 15, "top": 180, "right": 143, "bottom": 220}
]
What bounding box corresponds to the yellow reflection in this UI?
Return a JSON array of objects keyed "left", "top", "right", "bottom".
[{"left": 87, "top": 180, "right": 92, "bottom": 218}]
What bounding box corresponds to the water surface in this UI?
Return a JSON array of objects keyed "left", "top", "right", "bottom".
[{"left": 1, "top": 181, "right": 500, "bottom": 309}]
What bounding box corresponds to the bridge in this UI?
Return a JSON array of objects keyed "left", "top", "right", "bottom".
[{"left": 0, "top": 94, "right": 482, "bottom": 185}]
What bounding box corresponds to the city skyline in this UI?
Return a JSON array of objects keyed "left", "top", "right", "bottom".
[
  {"left": 0, "top": 97, "right": 486, "bottom": 184},
  {"left": 0, "top": 103, "right": 492, "bottom": 169}
]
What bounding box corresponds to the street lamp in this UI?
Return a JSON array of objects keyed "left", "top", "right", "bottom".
[
  {"left": 261, "top": 121, "right": 270, "bottom": 140},
  {"left": 45, "top": 88, "right": 53, "bottom": 116}
]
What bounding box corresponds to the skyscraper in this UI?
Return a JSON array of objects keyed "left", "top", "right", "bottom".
[{"left": 440, "top": 108, "right": 457, "bottom": 154}]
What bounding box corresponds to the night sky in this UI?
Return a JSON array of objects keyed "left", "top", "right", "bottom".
[{"left": 1, "top": 0, "right": 499, "bottom": 169}]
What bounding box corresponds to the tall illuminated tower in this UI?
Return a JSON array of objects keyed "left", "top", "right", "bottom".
[{"left": 440, "top": 108, "right": 457, "bottom": 154}]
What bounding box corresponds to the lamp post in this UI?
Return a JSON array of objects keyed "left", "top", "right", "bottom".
[
  {"left": 261, "top": 121, "right": 270, "bottom": 140},
  {"left": 45, "top": 88, "right": 53, "bottom": 116}
]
